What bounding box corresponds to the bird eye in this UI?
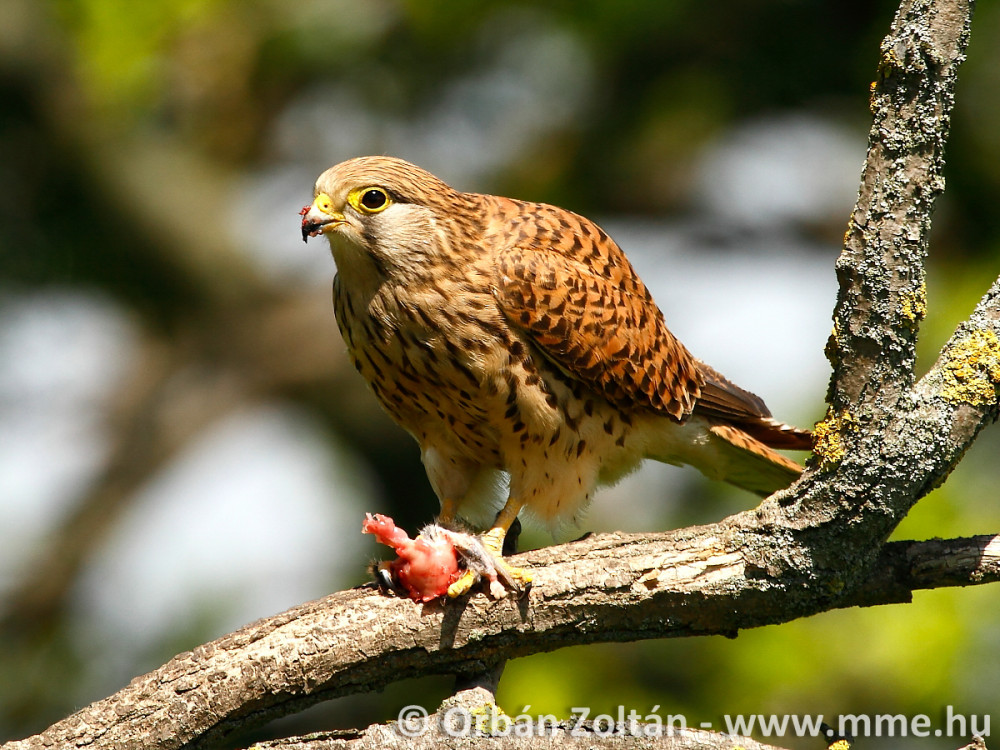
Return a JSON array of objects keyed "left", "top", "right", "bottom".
[{"left": 359, "top": 188, "right": 389, "bottom": 212}]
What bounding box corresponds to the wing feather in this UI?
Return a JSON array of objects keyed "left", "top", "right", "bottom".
[
  {"left": 694, "top": 360, "right": 770, "bottom": 421},
  {"left": 489, "top": 200, "right": 811, "bottom": 451},
  {"left": 493, "top": 205, "right": 702, "bottom": 421}
]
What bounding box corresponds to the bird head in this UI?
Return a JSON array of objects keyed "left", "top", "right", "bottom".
[{"left": 301, "top": 156, "right": 467, "bottom": 276}]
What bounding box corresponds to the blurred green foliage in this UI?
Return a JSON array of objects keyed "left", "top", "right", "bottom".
[{"left": 1, "top": 0, "right": 999, "bottom": 747}]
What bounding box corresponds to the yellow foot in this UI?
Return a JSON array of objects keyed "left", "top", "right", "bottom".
[
  {"left": 447, "top": 569, "right": 478, "bottom": 598},
  {"left": 491, "top": 558, "right": 533, "bottom": 597},
  {"left": 445, "top": 528, "right": 533, "bottom": 599},
  {"left": 447, "top": 559, "right": 532, "bottom": 599}
]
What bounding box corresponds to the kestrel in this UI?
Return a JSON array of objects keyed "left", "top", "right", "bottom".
[{"left": 301, "top": 156, "right": 811, "bottom": 597}]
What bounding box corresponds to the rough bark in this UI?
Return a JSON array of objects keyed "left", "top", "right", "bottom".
[
  {"left": 244, "top": 686, "right": 989, "bottom": 750},
  {"left": 244, "top": 687, "right": 796, "bottom": 750},
  {"left": 251, "top": 727, "right": 788, "bottom": 750},
  {"left": 1, "top": 533, "right": 996, "bottom": 750}
]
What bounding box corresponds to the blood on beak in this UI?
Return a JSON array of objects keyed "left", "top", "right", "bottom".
[{"left": 300, "top": 194, "right": 345, "bottom": 242}]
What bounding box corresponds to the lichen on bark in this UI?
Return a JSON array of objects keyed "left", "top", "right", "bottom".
[{"left": 939, "top": 329, "right": 1000, "bottom": 406}]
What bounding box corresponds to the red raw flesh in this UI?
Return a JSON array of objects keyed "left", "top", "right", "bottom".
[{"left": 362, "top": 513, "right": 460, "bottom": 602}]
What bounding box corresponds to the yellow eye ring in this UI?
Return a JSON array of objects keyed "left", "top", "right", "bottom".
[{"left": 348, "top": 186, "right": 391, "bottom": 214}]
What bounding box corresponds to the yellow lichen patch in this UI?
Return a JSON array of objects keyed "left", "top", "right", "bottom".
[
  {"left": 940, "top": 329, "right": 1000, "bottom": 406},
  {"left": 881, "top": 44, "right": 903, "bottom": 70},
  {"left": 829, "top": 741, "right": 852, "bottom": 750},
  {"left": 812, "top": 408, "right": 858, "bottom": 467},
  {"left": 469, "top": 702, "right": 508, "bottom": 735},
  {"left": 898, "top": 283, "right": 927, "bottom": 324}
]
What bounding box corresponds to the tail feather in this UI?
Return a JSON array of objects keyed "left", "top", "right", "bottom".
[
  {"left": 706, "top": 423, "right": 804, "bottom": 497},
  {"left": 692, "top": 361, "right": 814, "bottom": 453},
  {"left": 735, "top": 416, "right": 813, "bottom": 451}
]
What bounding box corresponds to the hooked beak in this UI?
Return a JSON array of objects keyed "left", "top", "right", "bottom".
[{"left": 300, "top": 193, "right": 346, "bottom": 243}]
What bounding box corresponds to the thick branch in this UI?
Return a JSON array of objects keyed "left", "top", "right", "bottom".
[
  {"left": 252, "top": 698, "right": 791, "bottom": 750},
  {"left": 250, "top": 721, "right": 985, "bottom": 750},
  {"left": 828, "top": 0, "right": 973, "bottom": 412},
  {"left": 774, "top": 0, "right": 980, "bottom": 594},
  {"left": 256, "top": 729, "right": 785, "bottom": 750},
  {"left": 250, "top": 707, "right": 987, "bottom": 750},
  {"left": 3, "top": 531, "right": 996, "bottom": 750}
]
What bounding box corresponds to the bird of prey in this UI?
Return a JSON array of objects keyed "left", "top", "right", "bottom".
[{"left": 301, "top": 156, "right": 812, "bottom": 597}]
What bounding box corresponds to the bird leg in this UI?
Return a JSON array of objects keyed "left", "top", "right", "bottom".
[
  {"left": 437, "top": 497, "right": 460, "bottom": 528},
  {"left": 447, "top": 497, "right": 533, "bottom": 598}
]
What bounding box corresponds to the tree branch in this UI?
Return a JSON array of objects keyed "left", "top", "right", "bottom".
[
  {"left": 828, "top": 0, "right": 972, "bottom": 411},
  {"left": 245, "top": 689, "right": 989, "bottom": 750},
  {"left": 253, "top": 727, "right": 788, "bottom": 750},
  {"left": 2, "top": 532, "right": 996, "bottom": 750},
  {"left": 247, "top": 686, "right": 795, "bottom": 750},
  {"left": 765, "top": 0, "right": 981, "bottom": 593}
]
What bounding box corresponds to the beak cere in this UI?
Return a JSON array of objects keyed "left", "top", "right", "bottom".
[{"left": 300, "top": 194, "right": 345, "bottom": 243}]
